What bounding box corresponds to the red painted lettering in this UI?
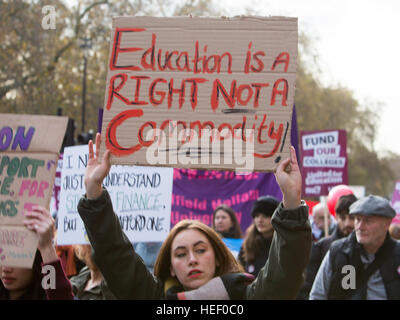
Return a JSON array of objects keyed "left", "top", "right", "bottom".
[
  {"left": 149, "top": 78, "right": 167, "bottom": 105},
  {"left": 141, "top": 33, "right": 156, "bottom": 70},
  {"left": 254, "top": 121, "right": 284, "bottom": 158},
  {"left": 251, "top": 83, "right": 269, "bottom": 108},
  {"left": 131, "top": 76, "right": 150, "bottom": 105},
  {"left": 138, "top": 121, "right": 157, "bottom": 147},
  {"left": 251, "top": 51, "right": 265, "bottom": 72},
  {"left": 185, "top": 78, "right": 208, "bottom": 110},
  {"left": 176, "top": 52, "right": 191, "bottom": 72},
  {"left": 109, "top": 28, "right": 146, "bottom": 71},
  {"left": 237, "top": 84, "right": 253, "bottom": 105},
  {"left": 168, "top": 79, "right": 185, "bottom": 109},
  {"left": 271, "top": 52, "right": 290, "bottom": 72},
  {"left": 106, "top": 73, "right": 129, "bottom": 110},
  {"left": 257, "top": 114, "right": 268, "bottom": 143},
  {"left": 211, "top": 79, "right": 236, "bottom": 111},
  {"left": 244, "top": 42, "right": 252, "bottom": 74},
  {"left": 271, "top": 78, "right": 288, "bottom": 106},
  {"left": 106, "top": 109, "right": 144, "bottom": 156}
]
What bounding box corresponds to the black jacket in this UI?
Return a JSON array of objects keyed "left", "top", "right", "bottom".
[
  {"left": 327, "top": 232, "right": 400, "bottom": 300},
  {"left": 297, "top": 226, "right": 345, "bottom": 300},
  {"left": 238, "top": 235, "right": 273, "bottom": 278},
  {"left": 78, "top": 189, "right": 312, "bottom": 299}
]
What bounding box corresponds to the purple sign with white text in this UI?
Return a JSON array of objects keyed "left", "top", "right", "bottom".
[
  {"left": 171, "top": 169, "right": 283, "bottom": 233},
  {"left": 300, "top": 129, "right": 348, "bottom": 197}
]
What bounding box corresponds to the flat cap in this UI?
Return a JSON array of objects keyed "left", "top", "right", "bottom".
[{"left": 349, "top": 195, "right": 396, "bottom": 218}]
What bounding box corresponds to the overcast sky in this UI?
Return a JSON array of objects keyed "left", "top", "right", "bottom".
[{"left": 215, "top": 0, "right": 400, "bottom": 155}]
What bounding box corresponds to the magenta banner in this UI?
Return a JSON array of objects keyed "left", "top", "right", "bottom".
[
  {"left": 171, "top": 169, "right": 283, "bottom": 232},
  {"left": 300, "top": 129, "right": 348, "bottom": 197},
  {"left": 391, "top": 181, "right": 400, "bottom": 224}
]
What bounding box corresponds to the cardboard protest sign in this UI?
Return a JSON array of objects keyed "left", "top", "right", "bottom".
[
  {"left": 0, "top": 114, "right": 67, "bottom": 267},
  {"left": 300, "top": 129, "right": 348, "bottom": 197},
  {"left": 56, "top": 145, "right": 173, "bottom": 245},
  {"left": 391, "top": 181, "right": 400, "bottom": 224},
  {"left": 100, "top": 16, "right": 297, "bottom": 172}
]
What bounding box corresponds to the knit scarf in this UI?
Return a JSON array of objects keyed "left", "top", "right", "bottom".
[{"left": 165, "top": 273, "right": 255, "bottom": 300}]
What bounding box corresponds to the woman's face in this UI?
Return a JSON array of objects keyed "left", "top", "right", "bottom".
[
  {"left": 0, "top": 266, "right": 34, "bottom": 299},
  {"left": 214, "top": 210, "right": 233, "bottom": 234},
  {"left": 170, "top": 229, "right": 217, "bottom": 290},
  {"left": 254, "top": 213, "right": 273, "bottom": 236}
]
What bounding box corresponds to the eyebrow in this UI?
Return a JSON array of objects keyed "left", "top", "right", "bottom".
[{"left": 173, "top": 241, "right": 207, "bottom": 251}]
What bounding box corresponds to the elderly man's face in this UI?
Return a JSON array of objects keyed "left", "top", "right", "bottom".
[
  {"left": 313, "top": 205, "right": 330, "bottom": 231},
  {"left": 354, "top": 215, "right": 391, "bottom": 252}
]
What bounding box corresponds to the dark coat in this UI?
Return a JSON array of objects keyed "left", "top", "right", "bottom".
[
  {"left": 297, "top": 226, "right": 345, "bottom": 300},
  {"left": 70, "top": 266, "right": 116, "bottom": 300},
  {"left": 78, "top": 189, "right": 312, "bottom": 299},
  {"left": 238, "top": 235, "right": 273, "bottom": 278},
  {"left": 0, "top": 253, "right": 73, "bottom": 300},
  {"left": 328, "top": 232, "right": 400, "bottom": 300}
]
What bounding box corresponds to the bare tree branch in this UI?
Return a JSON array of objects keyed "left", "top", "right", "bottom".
[
  {"left": 0, "top": 0, "right": 110, "bottom": 100},
  {"left": 79, "top": 0, "right": 109, "bottom": 20}
]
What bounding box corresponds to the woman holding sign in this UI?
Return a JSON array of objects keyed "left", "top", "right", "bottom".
[
  {"left": 77, "top": 133, "right": 311, "bottom": 299},
  {"left": 0, "top": 206, "right": 73, "bottom": 300}
]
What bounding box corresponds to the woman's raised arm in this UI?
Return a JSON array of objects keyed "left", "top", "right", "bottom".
[{"left": 84, "top": 133, "right": 111, "bottom": 199}]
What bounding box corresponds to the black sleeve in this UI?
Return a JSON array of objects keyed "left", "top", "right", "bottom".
[
  {"left": 296, "top": 240, "right": 324, "bottom": 299},
  {"left": 78, "top": 189, "right": 164, "bottom": 299}
]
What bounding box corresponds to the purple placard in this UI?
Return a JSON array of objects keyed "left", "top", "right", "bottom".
[
  {"left": 391, "top": 180, "right": 400, "bottom": 224},
  {"left": 171, "top": 169, "right": 283, "bottom": 232},
  {"left": 98, "top": 108, "right": 103, "bottom": 134},
  {"left": 300, "top": 129, "right": 348, "bottom": 197}
]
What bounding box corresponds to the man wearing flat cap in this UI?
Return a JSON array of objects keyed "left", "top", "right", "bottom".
[{"left": 310, "top": 195, "right": 400, "bottom": 300}]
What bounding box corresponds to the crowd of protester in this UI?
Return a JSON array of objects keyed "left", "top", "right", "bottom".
[{"left": 1, "top": 134, "right": 399, "bottom": 300}]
